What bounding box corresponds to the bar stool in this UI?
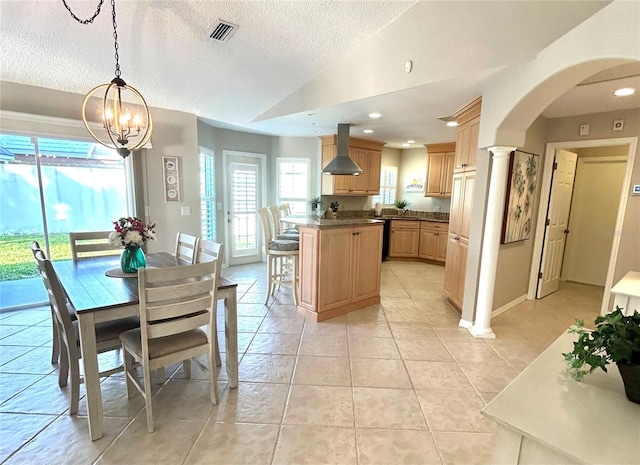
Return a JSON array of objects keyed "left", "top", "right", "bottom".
[{"left": 257, "top": 207, "right": 299, "bottom": 305}]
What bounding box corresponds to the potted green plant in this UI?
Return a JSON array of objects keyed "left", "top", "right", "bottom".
[
  {"left": 394, "top": 199, "right": 409, "bottom": 215},
  {"left": 327, "top": 201, "right": 339, "bottom": 219},
  {"left": 309, "top": 196, "right": 322, "bottom": 214},
  {"left": 563, "top": 307, "right": 640, "bottom": 404}
]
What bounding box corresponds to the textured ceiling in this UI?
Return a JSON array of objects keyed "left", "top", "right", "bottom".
[{"left": 1, "top": 0, "right": 636, "bottom": 148}]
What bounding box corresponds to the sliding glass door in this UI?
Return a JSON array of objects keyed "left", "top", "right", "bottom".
[{"left": 0, "top": 134, "right": 132, "bottom": 310}]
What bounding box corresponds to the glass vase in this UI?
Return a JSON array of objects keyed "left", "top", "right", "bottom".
[{"left": 120, "top": 246, "right": 146, "bottom": 274}]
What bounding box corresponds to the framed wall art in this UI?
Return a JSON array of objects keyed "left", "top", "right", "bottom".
[
  {"left": 501, "top": 150, "right": 540, "bottom": 244},
  {"left": 162, "top": 156, "right": 181, "bottom": 202}
]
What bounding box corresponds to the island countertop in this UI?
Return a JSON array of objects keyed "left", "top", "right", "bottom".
[{"left": 284, "top": 216, "right": 384, "bottom": 229}]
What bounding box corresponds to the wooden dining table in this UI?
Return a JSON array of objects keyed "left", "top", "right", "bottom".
[{"left": 52, "top": 251, "right": 238, "bottom": 441}]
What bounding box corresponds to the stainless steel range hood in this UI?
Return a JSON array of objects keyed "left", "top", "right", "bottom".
[{"left": 322, "top": 123, "right": 362, "bottom": 176}]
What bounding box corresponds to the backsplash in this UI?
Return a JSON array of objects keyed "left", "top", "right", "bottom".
[{"left": 334, "top": 208, "right": 450, "bottom": 222}]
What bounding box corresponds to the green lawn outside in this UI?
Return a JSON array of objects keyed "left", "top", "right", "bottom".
[{"left": 0, "top": 233, "right": 73, "bottom": 281}]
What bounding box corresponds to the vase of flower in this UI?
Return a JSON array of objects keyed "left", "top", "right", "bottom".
[
  {"left": 120, "top": 245, "right": 146, "bottom": 273},
  {"left": 108, "top": 216, "right": 156, "bottom": 274}
]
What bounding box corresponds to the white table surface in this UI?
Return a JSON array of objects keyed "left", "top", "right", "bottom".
[{"left": 482, "top": 331, "right": 640, "bottom": 465}]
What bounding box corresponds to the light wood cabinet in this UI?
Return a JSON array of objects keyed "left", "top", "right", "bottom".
[
  {"left": 425, "top": 142, "right": 456, "bottom": 197},
  {"left": 389, "top": 220, "right": 420, "bottom": 257},
  {"left": 452, "top": 97, "right": 481, "bottom": 173},
  {"left": 298, "top": 223, "right": 383, "bottom": 321},
  {"left": 443, "top": 170, "right": 475, "bottom": 310},
  {"left": 443, "top": 96, "right": 481, "bottom": 311},
  {"left": 418, "top": 222, "right": 448, "bottom": 262},
  {"left": 321, "top": 136, "right": 385, "bottom": 196}
]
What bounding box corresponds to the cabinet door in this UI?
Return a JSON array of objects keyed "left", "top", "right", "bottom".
[
  {"left": 425, "top": 153, "right": 445, "bottom": 196},
  {"left": 443, "top": 152, "right": 456, "bottom": 196},
  {"left": 349, "top": 148, "right": 368, "bottom": 194},
  {"left": 389, "top": 228, "right": 419, "bottom": 257},
  {"left": 298, "top": 228, "right": 319, "bottom": 310},
  {"left": 435, "top": 232, "right": 448, "bottom": 262},
  {"left": 466, "top": 118, "right": 480, "bottom": 170},
  {"left": 333, "top": 174, "right": 351, "bottom": 194},
  {"left": 460, "top": 171, "right": 476, "bottom": 241},
  {"left": 318, "top": 228, "right": 352, "bottom": 312},
  {"left": 365, "top": 149, "right": 382, "bottom": 194},
  {"left": 418, "top": 229, "right": 437, "bottom": 259},
  {"left": 448, "top": 173, "right": 464, "bottom": 238},
  {"left": 443, "top": 234, "right": 459, "bottom": 303},
  {"left": 454, "top": 124, "right": 470, "bottom": 172},
  {"left": 352, "top": 225, "right": 382, "bottom": 301}
]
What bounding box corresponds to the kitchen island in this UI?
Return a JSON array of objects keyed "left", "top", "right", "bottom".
[{"left": 285, "top": 216, "right": 384, "bottom": 322}]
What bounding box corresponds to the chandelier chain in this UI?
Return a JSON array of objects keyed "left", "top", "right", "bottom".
[
  {"left": 110, "top": 0, "right": 121, "bottom": 78},
  {"left": 61, "top": 0, "right": 105, "bottom": 25}
]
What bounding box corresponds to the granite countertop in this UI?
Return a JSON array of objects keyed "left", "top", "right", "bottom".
[
  {"left": 380, "top": 216, "right": 449, "bottom": 223},
  {"left": 284, "top": 216, "right": 384, "bottom": 229}
]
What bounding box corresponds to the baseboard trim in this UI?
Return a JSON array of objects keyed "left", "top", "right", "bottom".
[{"left": 492, "top": 295, "right": 527, "bottom": 318}]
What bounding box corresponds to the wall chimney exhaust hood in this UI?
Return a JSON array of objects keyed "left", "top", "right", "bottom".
[{"left": 322, "top": 123, "right": 362, "bottom": 176}]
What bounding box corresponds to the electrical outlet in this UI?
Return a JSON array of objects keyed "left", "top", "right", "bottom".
[{"left": 180, "top": 206, "right": 191, "bottom": 216}]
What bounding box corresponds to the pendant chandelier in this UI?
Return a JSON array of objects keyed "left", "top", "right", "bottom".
[{"left": 63, "top": 0, "right": 152, "bottom": 158}]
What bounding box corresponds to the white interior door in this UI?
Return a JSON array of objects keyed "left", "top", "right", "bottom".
[
  {"left": 537, "top": 149, "right": 578, "bottom": 298},
  {"left": 225, "top": 152, "right": 265, "bottom": 265}
]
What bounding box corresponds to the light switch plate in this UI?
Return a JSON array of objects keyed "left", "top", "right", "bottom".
[
  {"left": 579, "top": 124, "right": 589, "bottom": 136},
  {"left": 180, "top": 206, "right": 191, "bottom": 216},
  {"left": 632, "top": 184, "right": 640, "bottom": 195}
]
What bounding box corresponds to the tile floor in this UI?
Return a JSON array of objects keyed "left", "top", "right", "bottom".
[{"left": 0, "top": 261, "right": 603, "bottom": 465}]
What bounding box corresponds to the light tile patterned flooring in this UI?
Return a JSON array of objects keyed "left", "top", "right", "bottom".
[{"left": 0, "top": 261, "right": 602, "bottom": 465}]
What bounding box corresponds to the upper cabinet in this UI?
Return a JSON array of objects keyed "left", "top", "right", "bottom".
[
  {"left": 425, "top": 142, "right": 456, "bottom": 197},
  {"left": 452, "top": 97, "right": 482, "bottom": 173},
  {"left": 320, "top": 136, "right": 385, "bottom": 196}
]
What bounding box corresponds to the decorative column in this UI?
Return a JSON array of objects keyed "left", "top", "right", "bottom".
[{"left": 470, "top": 146, "right": 515, "bottom": 338}]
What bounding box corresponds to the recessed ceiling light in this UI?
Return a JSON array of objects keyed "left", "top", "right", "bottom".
[
  {"left": 363, "top": 129, "right": 374, "bottom": 134},
  {"left": 307, "top": 112, "right": 317, "bottom": 117},
  {"left": 407, "top": 140, "right": 415, "bottom": 144},
  {"left": 311, "top": 122, "right": 319, "bottom": 126},
  {"left": 402, "top": 143, "right": 410, "bottom": 147},
  {"left": 368, "top": 112, "right": 382, "bottom": 119},
  {"left": 614, "top": 87, "right": 635, "bottom": 97},
  {"left": 446, "top": 121, "right": 459, "bottom": 127}
]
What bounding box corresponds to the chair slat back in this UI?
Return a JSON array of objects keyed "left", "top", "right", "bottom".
[
  {"left": 138, "top": 261, "right": 218, "bottom": 344},
  {"left": 257, "top": 207, "right": 275, "bottom": 243},
  {"left": 195, "top": 240, "right": 223, "bottom": 276},
  {"left": 175, "top": 232, "right": 198, "bottom": 264},
  {"left": 33, "top": 251, "right": 77, "bottom": 352},
  {"left": 268, "top": 205, "right": 282, "bottom": 235},
  {"left": 69, "top": 231, "right": 120, "bottom": 262}
]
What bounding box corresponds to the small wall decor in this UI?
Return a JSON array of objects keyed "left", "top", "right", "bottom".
[
  {"left": 162, "top": 156, "right": 181, "bottom": 202},
  {"left": 501, "top": 150, "right": 540, "bottom": 244},
  {"left": 406, "top": 178, "right": 424, "bottom": 192}
]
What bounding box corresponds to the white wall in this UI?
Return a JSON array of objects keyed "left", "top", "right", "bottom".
[
  {"left": 398, "top": 147, "right": 451, "bottom": 213},
  {"left": 562, "top": 156, "right": 627, "bottom": 286}
]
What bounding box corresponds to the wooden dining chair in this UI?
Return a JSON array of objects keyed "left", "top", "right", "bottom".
[
  {"left": 195, "top": 239, "right": 224, "bottom": 366},
  {"left": 257, "top": 207, "right": 299, "bottom": 305},
  {"left": 30, "top": 241, "right": 76, "bottom": 364},
  {"left": 119, "top": 260, "right": 220, "bottom": 433},
  {"left": 175, "top": 232, "right": 198, "bottom": 263},
  {"left": 33, "top": 250, "right": 139, "bottom": 415},
  {"left": 69, "top": 231, "right": 120, "bottom": 262}
]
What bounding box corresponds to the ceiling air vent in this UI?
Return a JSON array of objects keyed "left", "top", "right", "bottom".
[{"left": 209, "top": 20, "right": 238, "bottom": 43}]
